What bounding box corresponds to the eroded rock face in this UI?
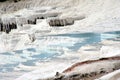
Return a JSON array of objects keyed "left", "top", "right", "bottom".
[
  {"left": 0, "top": 10, "right": 60, "bottom": 33},
  {"left": 48, "top": 18, "right": 74, "bottom": 27},
  {"left": 37, "top": 57, "right": 120, "bottom": 80},
  {"left": 0, "top": 18, "right": 17, "bottom": 33},
  {"left": 60, "top": 57, "right": 120, "bottom": 80}
]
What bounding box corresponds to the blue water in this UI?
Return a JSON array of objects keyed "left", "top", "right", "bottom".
[
  {"left": 0, "top": 31, "right": 120, "bottom": 72},
  {"left": 49, "top": 31, "right": 120, "bottom": 51}
]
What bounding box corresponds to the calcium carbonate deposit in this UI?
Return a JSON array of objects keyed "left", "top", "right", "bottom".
[{"left": 0, "top": 0, "right": 120, "bottom": 80}]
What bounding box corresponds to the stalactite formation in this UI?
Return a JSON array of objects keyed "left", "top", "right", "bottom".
[{"left": 0, "top": 20, "right": 17, "bottom": 34}]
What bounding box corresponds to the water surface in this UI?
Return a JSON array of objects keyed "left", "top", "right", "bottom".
[{"left": 0, "top": 31, "right": 120, "bottom": 73}]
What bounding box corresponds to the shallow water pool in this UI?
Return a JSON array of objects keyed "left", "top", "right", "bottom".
[{"left": 0, "top": 31, "right": 120, "bottom": 74}]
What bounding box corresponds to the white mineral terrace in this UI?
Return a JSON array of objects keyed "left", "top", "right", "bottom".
[{"left": 0, "top": 0, "right": 120, "bottom": 80}]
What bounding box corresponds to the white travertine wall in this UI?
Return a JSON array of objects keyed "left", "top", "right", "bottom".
[{"left": 0, "top": 0, "right": 120, "bottom": 27}]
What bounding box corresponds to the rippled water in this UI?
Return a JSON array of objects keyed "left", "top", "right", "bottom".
[{"left": 0, "top": 31, "right": 120, "bottom": 79}]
